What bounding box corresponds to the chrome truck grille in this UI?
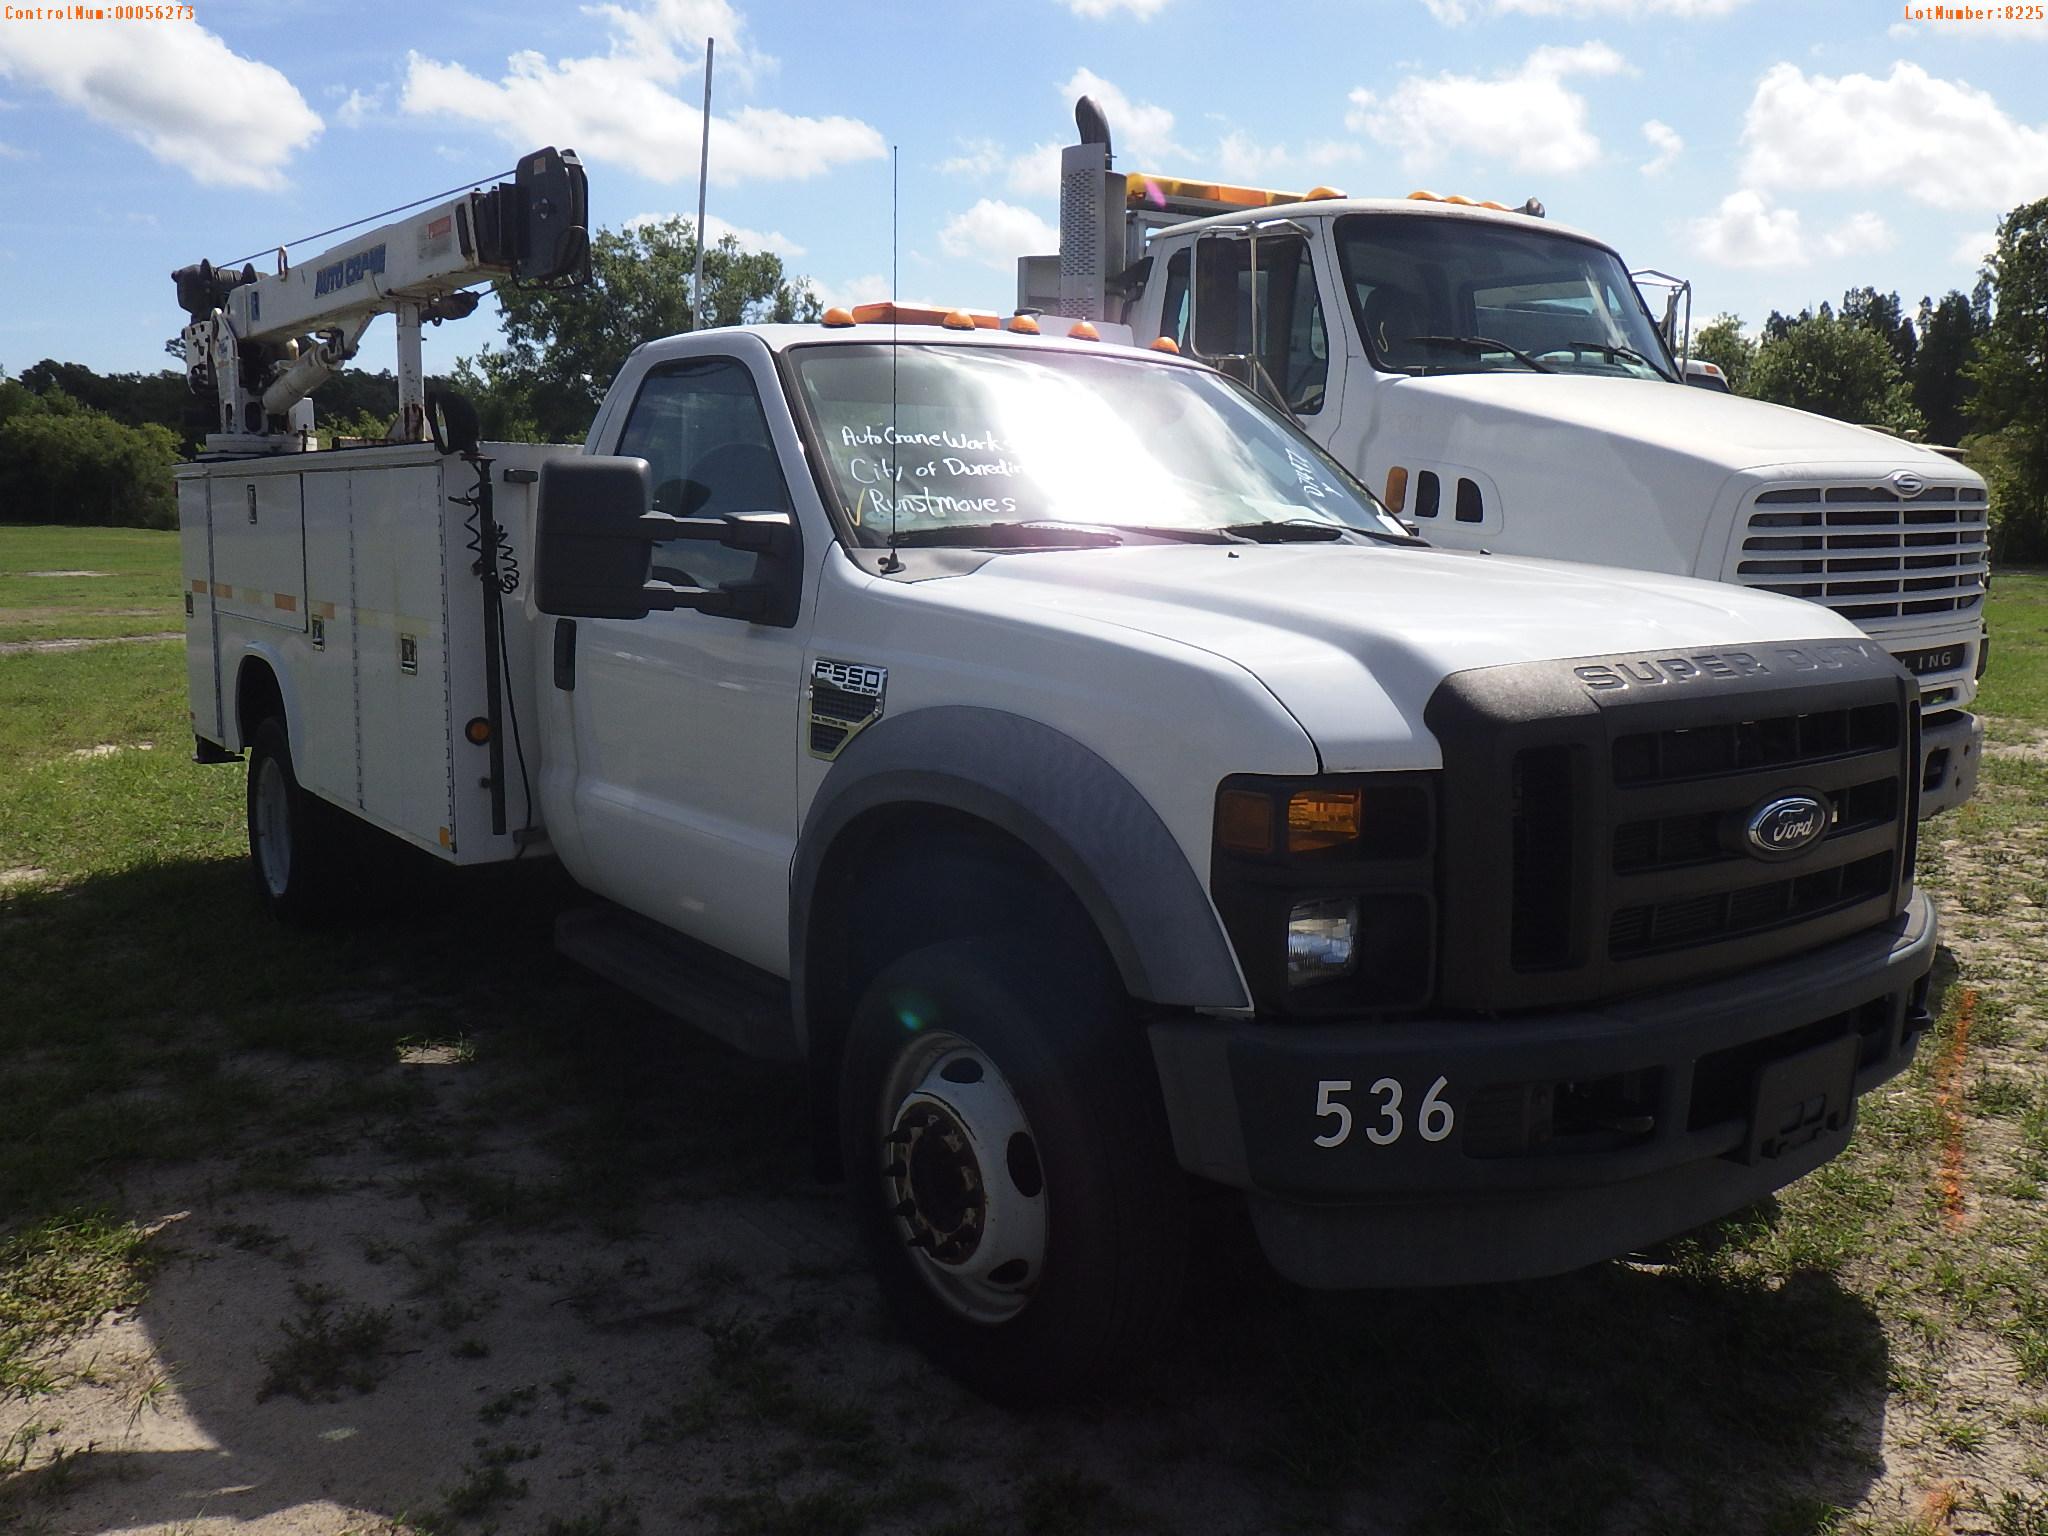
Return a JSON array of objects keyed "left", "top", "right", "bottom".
[{"left": 1729, "top": 481, "right": 1988, "bottom": 624}]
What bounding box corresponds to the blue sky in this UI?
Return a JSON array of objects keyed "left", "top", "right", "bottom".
[{"left": 1, "top": 0, "right": 2043, "bottom": 384}]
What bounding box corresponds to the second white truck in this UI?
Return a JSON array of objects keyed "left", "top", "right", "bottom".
[{"left": 1019, "top": 97, "right": 1987, "bottom": 819}]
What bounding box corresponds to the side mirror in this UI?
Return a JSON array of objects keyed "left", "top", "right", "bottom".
[{"left": 534, "top": 455, "right": 800, "bottom": 624}]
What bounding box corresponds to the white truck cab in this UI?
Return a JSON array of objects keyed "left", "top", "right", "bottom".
[
  {"left": 174, "top": 158, "right": 1939, "bottom": 1403},
  {"left": 1019, "top": 100, "right": 1986, "bottom": 818}
]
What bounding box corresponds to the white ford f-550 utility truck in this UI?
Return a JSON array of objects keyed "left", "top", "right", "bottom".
[
  {"left": 175, "top": 159, "right": 1938, "bottom": 1404},
  {"left": 1019, "top": 98, "right": 1986, "bottom": 821}
]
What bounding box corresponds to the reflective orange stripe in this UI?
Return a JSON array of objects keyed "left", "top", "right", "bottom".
[{"left": 274, "top": 593, "right": 298, "bottom": 613}]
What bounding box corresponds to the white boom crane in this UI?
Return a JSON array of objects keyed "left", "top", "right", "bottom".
[{"left": 171, "top": 146, "right": 588, "bottom": 454}]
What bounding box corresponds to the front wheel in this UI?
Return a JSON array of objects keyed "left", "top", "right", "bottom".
[{"left": 839, "top": 937, "right": 1188, "bottom": 1405}]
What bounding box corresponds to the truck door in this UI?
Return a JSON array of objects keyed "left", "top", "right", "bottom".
[
  {"left": 1184, "top": 231, "right": 1346, "bottom": 451},
  {"left": 564, "top": 354, "right": 807, "bottom": 976}
]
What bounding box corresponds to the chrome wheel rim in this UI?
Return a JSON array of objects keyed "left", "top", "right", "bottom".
[
  {"left": 878, "top": 1029, "right": 1047, "bottom": 1326},
  {"left": 253, "top": 756, "right": 293, "bottom": 898}
]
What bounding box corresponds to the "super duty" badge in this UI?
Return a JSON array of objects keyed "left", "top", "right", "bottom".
[{"left": 1573, "top": 640, "right": 1880, "bottom": 694}]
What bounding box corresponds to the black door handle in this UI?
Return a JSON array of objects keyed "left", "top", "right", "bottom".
[{"left": 553, "top": 618, "right": 577, "bottom": 691}]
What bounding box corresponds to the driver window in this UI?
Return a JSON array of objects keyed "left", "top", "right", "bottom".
[
  {"left": 615, "top": 357, "right": 791, "bottom": 597},
  {"left": 1191, "top": 235, "right": 1329, "bottom": 415}
]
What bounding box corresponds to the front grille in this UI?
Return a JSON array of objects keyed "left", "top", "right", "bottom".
[
  {"left": 1428, "top": 640, "right": 1915, "bottom": 1013},
  {"left": 1730, "top": 482, "right": 1987, "bottom": 622}
]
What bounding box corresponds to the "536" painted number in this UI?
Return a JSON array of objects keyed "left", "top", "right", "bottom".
[{"left": 1313, "top": 1076, "right": 1454, "bottom": 1149}]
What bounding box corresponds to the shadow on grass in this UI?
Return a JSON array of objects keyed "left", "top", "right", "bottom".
[{"left": 1, "top": 849, "right": 1892, "bottom": 1536}]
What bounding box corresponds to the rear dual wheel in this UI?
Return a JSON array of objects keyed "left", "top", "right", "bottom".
[
  {"left": 840, "top": 937, "right": 1188, "bottom": 1405},
  {"left": 245, "top": 716, "right": 348, "bottom": 923}
]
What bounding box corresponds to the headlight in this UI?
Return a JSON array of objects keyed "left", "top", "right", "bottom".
[
  {"left": 1286, "top": 898, "right": 1359, "bottom": 986},
  {"left": 1211, "top": 773, "right": 1438, "bottom": 1017}
]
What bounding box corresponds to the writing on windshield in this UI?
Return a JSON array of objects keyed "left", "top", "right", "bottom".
[{"left": 791, "top": 343, "right": 1402, "bottom": 545}]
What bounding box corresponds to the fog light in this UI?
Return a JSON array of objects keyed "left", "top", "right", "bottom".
[{"left": 1287, "top": 898, "right": 1358, "bottom": 987}]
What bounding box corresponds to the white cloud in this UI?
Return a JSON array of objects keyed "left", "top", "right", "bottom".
[
  {"left": 625, "top": 210, "right": 804, "bottom": 258},
  {"left": 938, "top": 138, "right": 1006, "bottom": 178},
  {"left": 0, "top": 20, "right": 319, "bottom": 188},
  {"left": 1427, "top": 0, "right": 1745, "bottom": 17},
  {"left": 808, "top": 274, "right": 888, "bottom": 313},
  {"left": 0, "top": 140, "right": 28, "bottom": 161},
  {"left": 1689, "top": 189, "right": 1809, "bottom": 268},
  {"left": 400, "top": 0, "right": 883, "bottom": 186},
  {"left": 1687, "top": 192, "right": 1893, "bottom": 269},
  {"left": 1639, "top": 118, "right": 1682, "bottom": 175},
  {"left": 1739, "top": 61, "right": 2048, "bottom": 211},
  {"left": 336, "top": 87, "right": 385, "bottom": 129},
  {"left": 1496, "top": 0, "right": 1747, "bottom": 11},
  {"left": 940, "top": 199, "right": 1059, "bottom": 271},
  {"left": 1060, "top": 0, "right": 1174, "bottom": 15},
  {"left": 1006, "top": 139, "right": 1064, "bottom": 198},
  {"left": 1346, "top": 42, "right": 1630, "bottom": 176},
  {"left": 1951, "top": 227, "right": 1997, "bottom": 267},
  {"left": 1820, "top": 210, "right": 1894, "bottom": 260}
]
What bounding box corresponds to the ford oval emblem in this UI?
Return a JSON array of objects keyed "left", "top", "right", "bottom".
[
  {"left": 1745, "top": 794, "right": 1829, "bottom": 860},
  {"left": 1888, "top": 470, "right": 1926, "bottom": 497}
]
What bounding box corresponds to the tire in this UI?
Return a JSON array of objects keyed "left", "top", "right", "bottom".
[
  {"left": 245, "top": 716, "right": 344, "bottom": 923},
  {"left": 839, "top": 936, "right": 1188, "bottom": 1405}
]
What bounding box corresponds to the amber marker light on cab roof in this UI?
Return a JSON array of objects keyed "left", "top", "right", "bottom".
[
  {"left": 1068, "top": 321, "right": 1101, "bottom": 341},
  {"left": 1006, "top": 313, "right": 1041, "bottom": 334},
  {"left": 821, "top": 307, "right": 856, "bottom": 328},
  {"left": 1149, "top": 336, "right": 1180, "bottom": 354}
]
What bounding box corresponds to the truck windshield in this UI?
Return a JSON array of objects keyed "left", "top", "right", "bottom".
[
  {"left": 789, "top": 342, "right": 1410, "bottom": 547},
  {"left": 1333, "top": 214, "right": 1677, "bottom": 383}
]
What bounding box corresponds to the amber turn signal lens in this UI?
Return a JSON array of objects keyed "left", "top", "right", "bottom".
[
  {"left": 464, "top": 716, "right": 492, "bottom": 745},
  {"left": 1286, "top": 789, "right": 1362, "bottom": 853},
  {"left": 1217, "top": 789, "right": 1276, "bottom": 855}
]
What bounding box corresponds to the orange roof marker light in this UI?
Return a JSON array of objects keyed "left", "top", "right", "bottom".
[
  {"left": 848, "top": 301, "right": 1003, "bottom": 330},
  {"left": 1408, "top": 189, "right": 1512, "bottom": 212},
  {"left": 1067, "top": 321, "right": 1101, "bottom": 342},
  {"left": 1006, "top": 313, "right": 1041, "bottom": 334},
  {"left": 1128, "top": 171, "right": 1345, "bottom": 211},
  {"left": 1149, "top": 336, "right": 1180, "bottom": 354},
  {"left": 821, "top": 306, "right": 856, "bottom": 328}
]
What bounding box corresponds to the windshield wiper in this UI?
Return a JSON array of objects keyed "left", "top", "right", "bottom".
[
  {"left": 1219, "top": 517, "right": 1423, "bottom": 548},
  {"left": 1402, "top": 335, "right": 1556, "bottom": 375},
  {"left": 886, "top": 522, "right": 1123, "bottom": 549},
  {"left": 884, "top": 520, "right": 1249, "bottom": 550},
  {"left": 1557, "top": 338, "right": 1660, "bottom": 372}
]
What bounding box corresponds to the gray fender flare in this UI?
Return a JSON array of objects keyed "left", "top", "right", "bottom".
[{"left": 789, "top": 706, "right": 1248, "bottom": 1047}]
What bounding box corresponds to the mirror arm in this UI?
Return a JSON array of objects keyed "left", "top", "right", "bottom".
[
  {"left": 641, "top": 578, "right": 772, "bottom": 622},
  {"left": 636, "top": 510, "right": 796, "bottom": 556}
]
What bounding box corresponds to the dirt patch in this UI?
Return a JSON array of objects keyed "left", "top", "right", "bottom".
[
  {"left": 19, "top": 570, "right": 112, "bottom": 579},
  {"left": 0, "top": 867, "right": 45, "bottom": 889},
  {"left": 68, "top": 742, "right": 156, "bottom": 759},
  {"left": 0, "top": 631, "right": 183, "bottom": 656}
]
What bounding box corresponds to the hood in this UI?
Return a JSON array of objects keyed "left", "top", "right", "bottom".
[
  {"left": 1368, "top": 373, "right": 1976, "bottom": 580},
  {"left": 942, "top": 541, "right": 1875, "bottom": 771},
  {"left": 1394, "top": 373, "right": 1957, "bottom": 471}
]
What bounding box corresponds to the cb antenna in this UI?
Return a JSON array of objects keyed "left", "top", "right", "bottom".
[
  {"left": 691, "top": 36, "right": 714, "bottom": 332},
  {"left": 880, "top": 143, "right": 904, "bottom": 574}
]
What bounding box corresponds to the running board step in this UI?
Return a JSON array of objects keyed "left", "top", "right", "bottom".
[{"left": 554, "top": 904, "right": 800, "bottom": 1062}]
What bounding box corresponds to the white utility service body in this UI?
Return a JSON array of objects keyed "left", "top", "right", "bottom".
[
  {"left": 1021, "top": 109, "right": 1988, "bottom": 818},
  {"left": 184, "top": 314, "right": 1940, "bottom": 1403}
]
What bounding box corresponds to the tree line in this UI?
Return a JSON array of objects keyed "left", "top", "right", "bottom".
[
  {"left": 1693, "top": 196, "right": 2047, "bottom": 560},
  {"left": 2, "top": 205, "right": 2042, "bottom": 562}
]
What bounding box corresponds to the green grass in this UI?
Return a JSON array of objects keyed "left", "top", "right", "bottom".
[
  {"left": 1978, "top": 566, "right": 2048, "bottom": 723},
  {"left": 0, "top": 525, "right": 183, "bottom": 644}
]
